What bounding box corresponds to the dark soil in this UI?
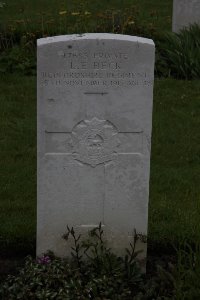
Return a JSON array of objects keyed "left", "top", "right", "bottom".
[{"left": 0, "top": 258, "right": 25, "bottom": 282}]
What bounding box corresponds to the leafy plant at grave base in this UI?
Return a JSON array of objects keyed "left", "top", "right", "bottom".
[
  {"left": 156, "top": 24, "right": 200, "bottom": 79},
  {"left": 1, "top": 224, "right": 200, "bottom": 299},
  {"left": 62, "top": 223, "right": 144, "bottom": 298},
  {"left": 0, "top": 223, "right": 157, "bottom": 299}
]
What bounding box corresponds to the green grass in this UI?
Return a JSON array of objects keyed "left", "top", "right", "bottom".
[
  {"left": 0, "top": 0, "right": 172, "bottom": 35},
  {"left": 0, "top": 75, "right": 36, "bottom": 256},
  {"left": 0, "top": 75, "right": 199, "bottom": 256},
  {"left": 149, "top": 79, "right": 200, "bottom": 249}
]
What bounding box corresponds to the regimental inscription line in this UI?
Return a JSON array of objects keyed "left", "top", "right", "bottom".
[{"left": 84, "top": 92, "right": 108, "bottom": 95}]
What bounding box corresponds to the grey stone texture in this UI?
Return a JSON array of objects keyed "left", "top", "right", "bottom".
[
  {"left": 37, "top": 34, "right": 155, "bottom": 264},
  {"left": 173, "top": 0, "right": 200, "bottom": 32}
]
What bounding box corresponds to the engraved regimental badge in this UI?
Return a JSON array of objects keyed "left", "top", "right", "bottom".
[{"left": 71, "top": 117, "right": 120, "bottom": 167}]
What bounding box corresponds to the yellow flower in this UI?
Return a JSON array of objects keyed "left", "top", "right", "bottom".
[
  {"left": 59, "top": 10, "right": 67, "bottom": 15},
  {"left": 128, "top": 21, "right": 135, "bottom": 25},
  {"left": 71, "top": 12, "right": 80, "bottom": 16},
  {"left": 84, "top": 11, "right": 91, "bottom": 15},
  {"left": 15, "top": 19, "right": 25, "bottom": 23}
]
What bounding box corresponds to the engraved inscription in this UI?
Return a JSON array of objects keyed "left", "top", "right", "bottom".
[
  {"left": 41, "top": 71, "right": 153, "bottom": 88},
  {"left": 58, "top": 51, "right": 128, "bottom": 70},
  {"left": 40, "top": 50, "right": 153, "bottom": 88},
  {"left": 71, "top": 117, "right": 120, "bottom": 167}
]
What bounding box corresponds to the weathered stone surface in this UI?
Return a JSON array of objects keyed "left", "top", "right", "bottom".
[
  {"left": 173, "top": 0, "right": 200, "bottom": 32},
  {"left": 37, "top": 33, "right": 155, "bottom": 265}
]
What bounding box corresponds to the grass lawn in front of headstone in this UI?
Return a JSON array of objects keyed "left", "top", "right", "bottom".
[
  {"left": 149, "top": 78, "right": 200, "bottom": 250},
  {"left": 0, "top": 75, "right": 36, "bottom": 257},
  {"left": 0, "top": 75, "right": 199, "bottom": 257}
]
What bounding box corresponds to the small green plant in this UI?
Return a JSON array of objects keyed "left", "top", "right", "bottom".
[
  {"left": 0, "top": 224, "right": 144, "bottom": 299},
  {"left": 1, "top": 224, "right": 200, "bottom": 299},
  {"left": 156, "top": 24, "right": 200, "bottom": 79},
  {"left": 0, "top": 45, "right": 36, "bottom": 75},
  {"left": 171, "top": 240, "right": 200, "bottom": 299},
  {"left": 63, "top": 223, "right": 143, "bottom": 296}
]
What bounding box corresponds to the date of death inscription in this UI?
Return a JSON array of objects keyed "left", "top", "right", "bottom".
[{"left": 40, "top": 71, "right": 153, "bottom": 88}]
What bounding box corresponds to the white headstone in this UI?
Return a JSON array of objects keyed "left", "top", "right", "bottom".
[
  {"left": 37, "top": 34, "right": 155, "bottom": 265},
  {"left": 173, "top": 0, "right": 200, "bottom": 32}
]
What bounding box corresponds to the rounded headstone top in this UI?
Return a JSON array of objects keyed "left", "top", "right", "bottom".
[{"left": 37, "top": 33, "right": 154, "bottom": 47}]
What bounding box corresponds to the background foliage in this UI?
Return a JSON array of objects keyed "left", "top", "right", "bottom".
[{"left": 1, "top": 1, "right": 200, "bottom": 79}]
